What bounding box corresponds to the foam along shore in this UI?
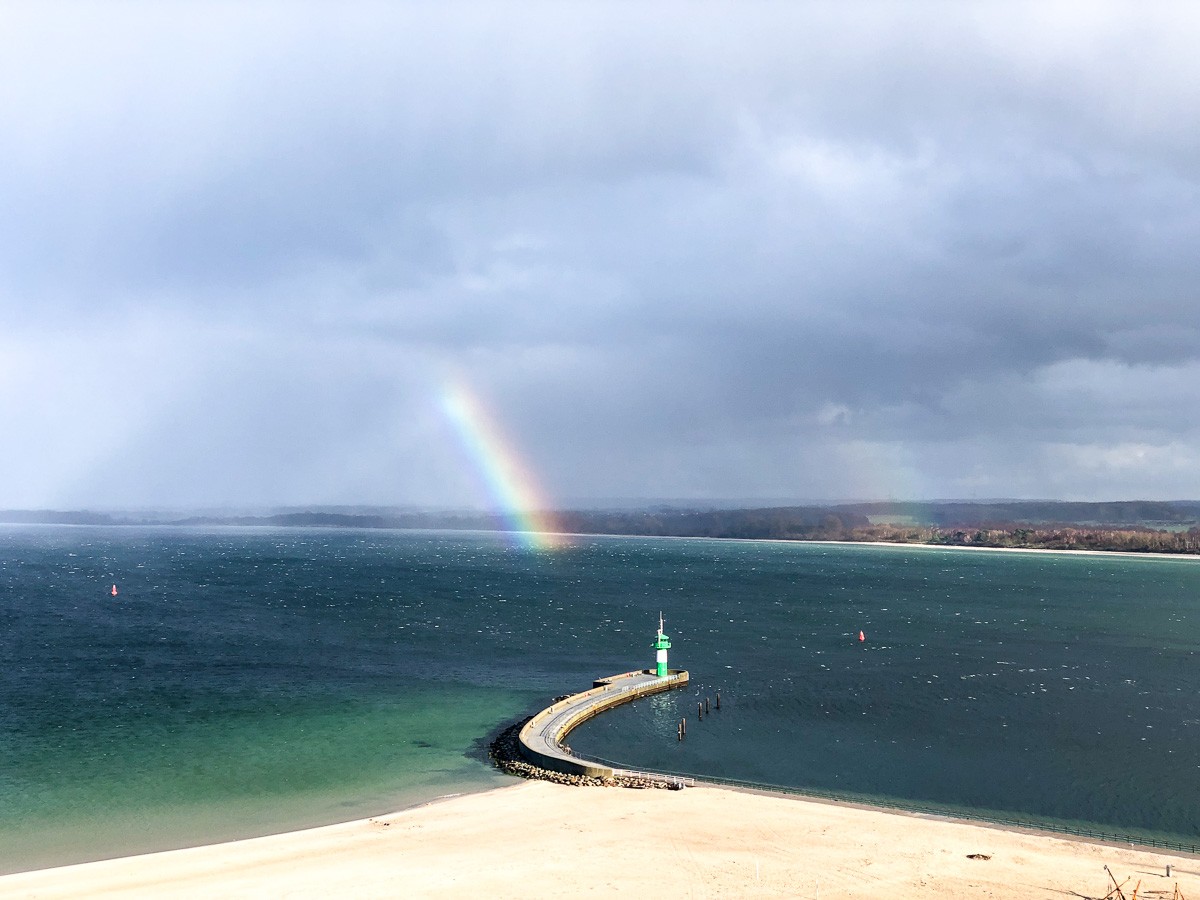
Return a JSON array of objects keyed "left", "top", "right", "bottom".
[
  {"left": 3, "top": 781, "right": 1193, "bottom": 899},
  {"left": 774, "top": 537, "right": 1200, "bottom": 562}
]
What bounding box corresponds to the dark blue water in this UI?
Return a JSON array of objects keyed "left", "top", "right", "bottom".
[
  {"left": 3, "top": 526, "right": 1199, "bottom": 873},
  {"left": 570, "top": 539, "right": 1200, "bottom": 842}
]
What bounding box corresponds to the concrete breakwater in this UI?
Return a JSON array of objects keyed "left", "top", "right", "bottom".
[
  {"left": 516, "top": 669, "right": 690, "bottom": 782},
  {"left": 490, "top": 719, "right": 683, "bottom": 790}
]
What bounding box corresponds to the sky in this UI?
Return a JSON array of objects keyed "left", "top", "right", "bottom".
[{"left": 1, "top": 1, "right": 1198, "bottom": 511}]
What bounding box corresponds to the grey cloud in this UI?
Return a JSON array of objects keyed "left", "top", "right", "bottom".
[{"left": 2, "top": 2, "right": 1199, "bottom": 507}]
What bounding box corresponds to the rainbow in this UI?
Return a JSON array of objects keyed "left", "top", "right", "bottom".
[{"left": 440, "top": 379, "right": 568, "bottom": 550}]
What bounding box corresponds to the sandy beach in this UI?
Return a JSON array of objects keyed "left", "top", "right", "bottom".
[
  {"left": 567, "top": 532, "right": 1200, "bottom": 563},
  {"left": 2, "top": 780, "right": 1192, "bottom": 899},
  {"left": 768, "top": 537, "right": 1200, "bottom": 563}
]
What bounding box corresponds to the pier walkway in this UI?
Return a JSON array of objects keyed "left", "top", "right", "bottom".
[{"left": 518, "top": 669, "right": 690, "bottom": 781}]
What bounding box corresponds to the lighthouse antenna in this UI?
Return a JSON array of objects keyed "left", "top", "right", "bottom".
[{"left": 659, "top": 611, "right": 664, "bottom": 636}]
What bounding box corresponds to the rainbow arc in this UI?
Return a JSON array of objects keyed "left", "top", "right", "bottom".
[{"left": 441, "top": 380, "right": 567, "bottom": 550}]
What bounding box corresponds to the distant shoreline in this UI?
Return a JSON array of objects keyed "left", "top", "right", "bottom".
[
  {"left": 772, "top": 537, "right": 1200, "bottom": 562},
  {"left": 3, "top": 499, "right": 1198, "bottom": 557},
  {"left": 535, "top": 531, "right": 1200, "bottom": 562},
  {"left": 4, "top": 516, "right": 1200, "bottom": 560},
  {"left": 539, "top": 529, "right": 1200, "bottom": 560}
]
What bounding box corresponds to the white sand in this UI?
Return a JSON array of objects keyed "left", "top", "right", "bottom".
[
  {"left": 777, "top": 538, "right": 1200, "bottom": 562},
  {"left": 2, "top": 781, "right": 1192, "bottom": 898}
]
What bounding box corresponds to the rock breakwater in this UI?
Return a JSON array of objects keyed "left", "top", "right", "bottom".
[{"left": 489, "top": 719, "right": 683, "bottom": 790}]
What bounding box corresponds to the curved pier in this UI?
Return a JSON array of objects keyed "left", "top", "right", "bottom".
[{"left": 518, "top": 669, "right": 689, "bottom": 779}]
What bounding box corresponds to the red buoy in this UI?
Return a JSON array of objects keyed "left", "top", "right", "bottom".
[
  {"left": 111, "top": 584, "right": 118, "bottom": 597},
  {"left": 858, "top": 630, "right": 865, "bottom": 642}
]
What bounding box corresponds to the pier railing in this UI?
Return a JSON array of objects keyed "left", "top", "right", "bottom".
[{"left": 612, "top": 768, "right": 696, "bottom": 789}]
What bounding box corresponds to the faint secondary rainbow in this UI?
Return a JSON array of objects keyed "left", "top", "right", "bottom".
[{"left": 440, "top": 379, "right": 568, "bottom": 550}]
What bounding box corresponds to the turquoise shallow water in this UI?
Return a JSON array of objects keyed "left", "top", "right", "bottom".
[
  {"left": 0, "top": 527, "right": 542, "bottom": 873},
  {"left": 3, "top": 526, "right": 1199, "bottom": 872}
]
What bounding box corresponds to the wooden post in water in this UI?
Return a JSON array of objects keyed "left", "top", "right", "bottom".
[
  {"left": 682, "top": 717, "right": 687, "bottom": 735},
  {"left": 698, "top": 701, "right": 703, "bottom": 720},
  {"left": 705, "top": 697, "right": 710, "bottom": 714},
  {"left": 716, "top": 691, "right": 721, "bottom": 709}
]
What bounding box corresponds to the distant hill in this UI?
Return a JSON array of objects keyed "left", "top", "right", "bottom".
[
  {"left": 839, "top": 500, "right": 1200, "bottom": 528},
  {"left": 2, "top": 501, "right": 1198, "bottom": 554},
  {"left": 0, "top": 509, "right": 119, "bottom": 526},
  {"left": 556, "top": 506, "right": 870, "bottom": 539}
]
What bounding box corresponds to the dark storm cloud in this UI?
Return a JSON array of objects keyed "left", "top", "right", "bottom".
[{"left": 1, "top": 2, "right": 1198, "bottom": 507}]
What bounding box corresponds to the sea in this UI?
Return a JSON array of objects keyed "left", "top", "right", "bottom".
[{"left": 3, "top": 525, "right": 1199, "bottom": 873}]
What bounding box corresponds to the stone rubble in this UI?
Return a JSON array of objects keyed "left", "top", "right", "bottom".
[{"left": 488, "top": 718, "right": 682, "bottom": 790}]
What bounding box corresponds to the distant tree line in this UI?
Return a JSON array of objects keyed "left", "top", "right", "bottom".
[
  {"left": 847, "top": 523, "right": 1200, "bottom": 555},
  {"left": 3, "top": 501, "right": 1199, "bottom": 555},
  {"left": 554, "top": 507, "right": 870, "bottom": 540},
  {"left": 839, "top": 499, "right": 1200, "bottom": 528},
  {"left": 554, "top": 510, "right": 1200, "bottom": 554}
]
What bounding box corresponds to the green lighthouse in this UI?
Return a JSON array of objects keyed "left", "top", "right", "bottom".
[{"left": 653, "top": 612, "right": 671, "bottom": 677}]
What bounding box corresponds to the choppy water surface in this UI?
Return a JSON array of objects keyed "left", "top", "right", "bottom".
[
  {"left": 2, "top": 527, "right": 1199, "bottom": 871},
  {"left": 570, "top": 539, "right": 1200, "bottom": 842}
]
